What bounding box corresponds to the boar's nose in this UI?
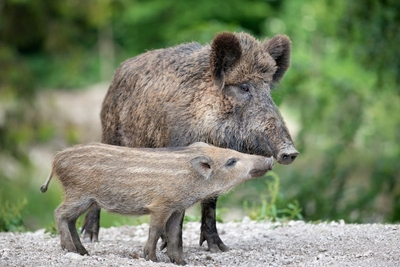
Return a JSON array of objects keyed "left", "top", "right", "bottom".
[{"left": 277, "top": 149, "right": 299, "bottom": 165}]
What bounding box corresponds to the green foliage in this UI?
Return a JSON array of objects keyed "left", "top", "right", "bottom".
[
  {"left": 243, "top": 172, "right": 303, "bottom": 222},
  {"left": 44, "top": 221, "right": 58, "bottom": 236},
  {"left": 272, "top": 0, "right": 400, "bottom": 223},
  {"left": 100, "top": 212, "right": 150, "bottom": 228},
  {"left": 338, "top": 0, "right": 400, "bottom": 84},
  {"left": 0, "top": 196, "right": 27, "bottom": 232},
  {"left": 183, "top": 214, "right": 201, "bottom": 223}
]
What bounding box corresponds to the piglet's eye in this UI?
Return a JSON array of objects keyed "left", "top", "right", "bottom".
[
  {"left": 239, "top": 84, "right": 250, "bottom": 92},
  {"left": 226, "top": 158, "right": 237, "bottom": 167}
]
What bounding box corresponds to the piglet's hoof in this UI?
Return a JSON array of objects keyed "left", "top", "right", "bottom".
[
  {"left": 169, "top": 256, "right": 187, "bottom": 266},
  {"left": 76, "top": 246, "right": 89, "bottom": 256},
  {"left": 143, "top": 248, "right": 158, "bottom": 263},
  {"left": 175, "top": 259, "right": 187, "bottom": 266}
]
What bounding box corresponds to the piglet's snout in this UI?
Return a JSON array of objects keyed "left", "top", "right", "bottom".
[{"left": 249, "top": 156, "right": 274, "bottom": 178}]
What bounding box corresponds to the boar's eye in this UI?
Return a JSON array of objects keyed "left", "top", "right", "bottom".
[
  {"left": 226, "top": 158, "right": 237, "bottom": 167},
  {"left": 239, "top": 83, "right": 250, "bottom": 93}
]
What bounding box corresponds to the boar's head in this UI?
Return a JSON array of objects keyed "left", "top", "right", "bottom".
[{"left": 174, "top": 32, "right": 298, "bottom": 165}]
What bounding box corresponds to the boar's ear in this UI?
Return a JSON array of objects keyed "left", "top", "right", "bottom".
[
  {"left": 190, "top": 156, "right": 213, "bottom": 180},
  {"left": 210, "top": 32, "right": 242, "bottom": 90},
  {"left": 263, "top": 35, "right": 291, "bottom": 84}
]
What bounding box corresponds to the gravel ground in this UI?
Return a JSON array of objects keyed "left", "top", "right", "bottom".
[{"left": 1, "top": 219, "right": 399, "bottom": 267}]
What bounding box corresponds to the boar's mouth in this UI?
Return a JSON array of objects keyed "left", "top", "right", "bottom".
[{"left": 249, "top": 169, "right": 269, "bottom": 178}]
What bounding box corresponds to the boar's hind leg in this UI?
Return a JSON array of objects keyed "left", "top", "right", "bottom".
[
  {"left": 200, "top": 197, "right": 229, "bottom": 253},
  {"left": 144, "top": 211, "right": 171, "bottom": 263},
  {"left": 165, "top": 211, "right": 186, "bottom": 265},
  {"left": 81, "top": 204, "right": 101, "bottom": 242}
]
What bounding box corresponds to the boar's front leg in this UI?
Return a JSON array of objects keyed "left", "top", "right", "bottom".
[
  {"left": 81, "top": 205, "right": 101, "bottom": 242},
  {"left": 165, "top": 211, "right": 186, "bottom": 265},
  {"left": 200, "top": 197, "right": 229, "bottom": 253}
]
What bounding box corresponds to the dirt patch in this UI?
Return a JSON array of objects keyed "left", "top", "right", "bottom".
[{"left": 1, "top": 220, "right": 399, "bottom": 266}]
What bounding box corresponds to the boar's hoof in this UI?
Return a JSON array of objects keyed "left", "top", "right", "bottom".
[
  {"left": 200, "top": 232, "right": 229, "bottom": 253},
  {"left": 81, "top": 225, "right": 99, "bottom": 243},
  {"left": 82, "top": 233, "right": 98, "bottom": 243},
  {"left": 81, "top": 206, "right": 101, "bottom": 242}
]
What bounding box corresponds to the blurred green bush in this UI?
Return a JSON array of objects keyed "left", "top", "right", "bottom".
[{"left": 0, "top": 195, "right": 26, "bottom": 232}]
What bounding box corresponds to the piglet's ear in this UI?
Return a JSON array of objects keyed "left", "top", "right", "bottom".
[
  {"left": 190, "top": 156, "right": 213, "bottom": 180},
  {"left": 263, "top": 35, "right": 291, "bottom": 84},
  {"left": 210, "top": 32, "right": 242, "bottom": 90}
]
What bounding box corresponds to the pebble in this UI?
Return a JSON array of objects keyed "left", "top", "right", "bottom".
[
  {"left": 1, "top": 221, "right": 399, "bottom": 266},
  {"left": 64, "top": 252, "right": 85, "bottom": 260},
  {"left": 242, "top": 216, "right": 251, "bottom": 223}
]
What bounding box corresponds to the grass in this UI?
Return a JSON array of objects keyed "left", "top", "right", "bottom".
[
  {"left": 0, "top": 196, "right": 27, "bottom": 232},
  {"left": 243, "top": 171, "right": 303, "bottom": 222}
]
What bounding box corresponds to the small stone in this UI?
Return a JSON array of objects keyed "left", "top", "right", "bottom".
[
  {"left": 356, "top": 250, "right": 373, "bottom": 258},
  {"left": 64, "top": 252, "right": 84, "bottom": 260},
  {"left": 242, "top": 216, "right": 251, "bottom": 223},
  {"left": 34, "top": 229, "right": 46, "bottom": 235}
]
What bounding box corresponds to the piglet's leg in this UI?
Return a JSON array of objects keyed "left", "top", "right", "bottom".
[
  {"left": 166, "top": 211, "right": 186, "bottom": 265},
  {"left": 55, "top": 204, "right": 77, "bottom": 253},
  {"left": 81, "top": 205, "right": 101, "bottom": 242},
  {"left": 55, "top": 199, "right": 92, "bottom": 255},
  {"left": 143, "top": 211, "right": 170, "bottom": 262},
  {"left": 160, "top": 211, "right": 184, "bottom": 253},
  {"left": 69, "top": 218, "right": 89, "bottom": 255},
  {"left": 200, "top": 197, "right": 229, "bottom": 253}
]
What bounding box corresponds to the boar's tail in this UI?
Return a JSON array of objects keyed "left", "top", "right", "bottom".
[{"left": 40, "top": 172, "right": 53, "bottom": 193}]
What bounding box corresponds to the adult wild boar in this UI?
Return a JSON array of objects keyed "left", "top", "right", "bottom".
[
  {"left": 41, "top": 142, "right": 274, "bottom": 265},
  {"left": 82, "top": 32, "right": 298, "bottom": 253}
]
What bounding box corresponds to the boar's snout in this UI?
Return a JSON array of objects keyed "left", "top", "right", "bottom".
[
  {"left": 249, "top": 156, "right": 274, "bottom": 178},
  {"left": 277, "top": 147, "right": 299, "bottom": 165}
]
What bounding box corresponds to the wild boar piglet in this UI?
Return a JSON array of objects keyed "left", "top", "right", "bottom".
[{"left": 40, "top": 142, "right": 274, "bottom": 265}]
